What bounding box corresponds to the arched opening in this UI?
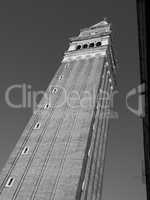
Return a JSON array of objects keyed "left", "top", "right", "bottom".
[
  {"left": 89, "top": 43, "right": 95, "bottom": 48},
  {"left": 83, "top": 44, "right": 88, "bottom": 49},
  {"left": 45, "top": 104, "right": 49, "bottom": 109},
  {"left": 34, "top": 122, "right": 40, "bottom": 129},
  {"left": 52, "top": 88, "right": 58, "bottom": 94},
  {"left": 22, "top": 147, "right": 29, "bottom": 155},
  {"left": 6, "top": 177, "right": 15, "bottom": 187},
  {"left": 96, "top": 41, "right": 102, "bottom": 47},
  {"left": 59, "top": 75, "right": 63, "bottom": 80},
  {"left": 76, "top": 45, "right": 82, "bottom": 50},
  {"left": 65, "top": 63, "right": 69, "bottom": 68}
]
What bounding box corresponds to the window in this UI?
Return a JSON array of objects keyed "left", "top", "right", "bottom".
[
  {"left": 107, "top": 70, "right": 110, "bottom": 75},
  {"left": 76, "top": 45, "right": 82, "bottom": 50},
  {"left": 102, "top": 74, "right": 105, "bottom": 79},
  {"left": 34, "top": 122, "right": 40, "bottom": 129},
  {"left": 88, "top": 147, "right": 91, "bottom": 157},
  {"left": 104, "top": 62, "right": 109, "bottom": 67},
  {"left": 52, "top": 88, "right": 58, "bottom": 94},
  {"left": 22, "top": 147, "right": 29, "bottom": 155},
  {"left": 65, "top": 63, "right": 69, "bottom": 68},
  {"left": 92, "top": 124, "right": 96, "bottom": 131},
  {"left": 109, "top": 78, "right": 112, "bottom": 83},
  {"left": 90, "top": 32, "right": 96, "bottom": 36},
  {"left": 83, "top": 44, "right": 88, "bottom": 49},
  {"left": 96, "top": 103, "right": 100, "bottom": 110},
  {"left": 59, "top": 75, "right": 63, "bottom": 80},
  {"left": 45, "top": 104, "right": 49, "bottom": 109},
  {"left": 5, "top": 177, "right": 15, "bottom": 187},
  {"left": 96, "top": 41, "right": 102, "bottom": 47},
  {"left": 89, "top": 43, "right": 95, "bottom": 48},
  {"left": 82, "top": 180, "right": 85, "bottom": 191},
  {"left": 111, "top": 86, "right": 114, "bottom": 91}
]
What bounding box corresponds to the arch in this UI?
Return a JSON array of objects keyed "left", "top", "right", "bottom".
[
  {"left": 59, "top": 75, "right": 63, "bottom": 80},
  {"left": 96, "top": 41, "right": 102, "bottom": 47},
  {"left": 52, "top": 88, "right": 58, "bottom": 94},
  {"left": 34, "top": 122, "right": 40, "bottom": 129},
  {"left": 22, "top": 147, "right": 29, "bottom": 155},
  {"left": 45, "top": 104, "right": 49, "bottom": 109},
  {"left": 76, "top": 45, "right": 82, "bottom": 50},
  {"left": 109, "top": 78, "right": 112, "bottom": 83},
  {"left": 83, "top": 44, "right": 88, "bottom": 49},
  {"left": 89, "top": 43, "right": 95, "bottom": 48},
  {"left": 65, "top": 63, "right": 69, "bottom": 68},
  {"left": 6, "top": 177, "right": 15, "bottom": 187}
]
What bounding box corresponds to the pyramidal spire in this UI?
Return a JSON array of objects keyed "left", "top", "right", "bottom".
[
  {"left": 69, "top": 18, "right": 111, "bottom": 43},
  {"left": 90, "top": 19, "right": 108, "bottom": 29}
]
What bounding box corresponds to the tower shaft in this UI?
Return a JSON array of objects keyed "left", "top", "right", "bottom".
[{"left": 0, "top": 20, "right": 116, "bottom": 200}]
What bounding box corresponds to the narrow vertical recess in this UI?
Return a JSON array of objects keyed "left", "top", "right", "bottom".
[{"left": 5, "top": 178, "right": 15, "bottom": 188}]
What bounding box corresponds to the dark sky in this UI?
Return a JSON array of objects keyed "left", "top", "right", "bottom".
[{"left": 0, "top": 0, "right": 146, "bottom": 199}]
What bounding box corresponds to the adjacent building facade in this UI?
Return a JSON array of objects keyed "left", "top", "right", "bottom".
[
  {"left": 136, "top": 1, "right": 150, "bottom": 199},
  {"left": 0, "top": 20, "right": 116, "bottom": 200}
]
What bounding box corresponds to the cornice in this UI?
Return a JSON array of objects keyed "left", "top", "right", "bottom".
[
  {"left": 62, "top": 46, "right": 107, "bottom": 62},
  {"left": 69, "top": 31, "right": 111, "bottom": 42}
]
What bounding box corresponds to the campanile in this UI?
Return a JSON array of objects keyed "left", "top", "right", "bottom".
[{"left": 0, "top": 20, "right": 116, "bottom": 200}]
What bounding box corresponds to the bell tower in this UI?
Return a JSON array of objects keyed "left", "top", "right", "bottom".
[{"left": 0, "top": 20, "right": 116, "bottom": 200}]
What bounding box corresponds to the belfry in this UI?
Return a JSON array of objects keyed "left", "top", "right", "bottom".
[{"left": 0, "top": 20, "right": 116, "bottom": 200}]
